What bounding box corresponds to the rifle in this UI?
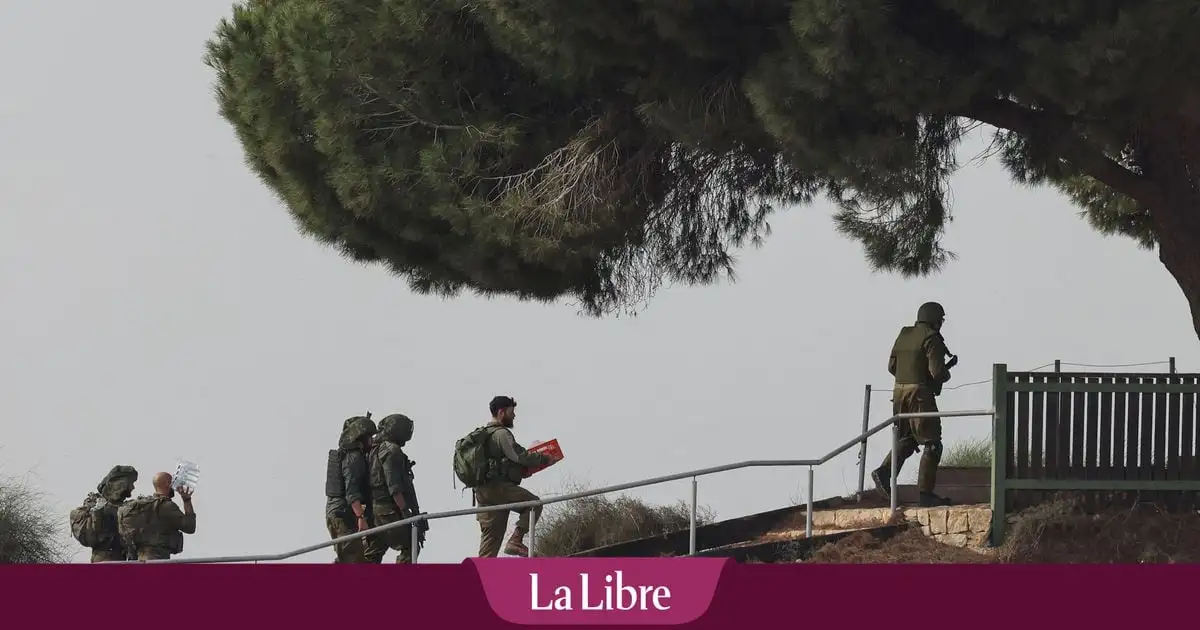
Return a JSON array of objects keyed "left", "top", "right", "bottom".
[{"left": 403, "top": 456, "right": 428, "bottom": 547}]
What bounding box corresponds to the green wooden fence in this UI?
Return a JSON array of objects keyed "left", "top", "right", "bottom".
[{"left": 989, "top": 363, "right": 1200, "bottom": 545}]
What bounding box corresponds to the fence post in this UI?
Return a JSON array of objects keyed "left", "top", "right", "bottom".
[
  {"left": 805, "top": 466, "right": 814, "bottom": 539},
  {"left": 1170, "top": 357, "right": 1177, "bottom": 373},
  {"left": 989, "top": 363, "right": 1009, "bottom": 546},
  {"left": 1054, "top": 359, "right": 1060, "bottom": 373},
  {"left": 857, "top": 384, "right": 872, "bottom": 499},
  {"left": 689, "top": 477, "right": 698, "bottom": 555},
  {"left": 529, "top": 508, "right": 537, "bottom": 557}
]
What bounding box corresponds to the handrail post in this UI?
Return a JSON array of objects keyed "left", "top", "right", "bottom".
[
  {"left": 1170, "top": 356, "right": 1177, "bottom": 373},
  {"left": 529, "top": 508, "right": 538, "bottom": 557},
  {"left": 805, "top": 466, "right": 814, "bottom": 539},
  {"left": 857, "top": 384, "right": 871, "bottom": 499},
  {"left": 411, "top": 520, "right": 420, "bottom": 563},
  {"left": 889, "top": 420, "right": 899, "bottom": 514},
  {"left": 688, "top": 477, "right": 698, "bottom": 555}
]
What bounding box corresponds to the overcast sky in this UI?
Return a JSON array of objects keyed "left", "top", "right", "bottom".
[{"left": 2, "top": 1, "right": 1196, "bottom": 564}]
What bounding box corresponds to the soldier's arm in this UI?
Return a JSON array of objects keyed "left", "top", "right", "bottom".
[
  {"left": 342, "top": 450, "right": 369, "bottom": 519},
  {"left": 160, "top": 500, "right": 197, "bottom": 535},
  {"left": 888, "top": 354, "right": 897, "bottom": 376},
  {"left": 924, "top": 335, "right": 951, "bottom": 384},
  {"left": 381, "top": 450, "right": 408, "bottom": 512},
  {"left": 495, "top": 429, "right": 552, "bottom": 468}
]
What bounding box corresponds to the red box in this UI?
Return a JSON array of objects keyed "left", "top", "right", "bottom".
[{"left": 524, "top": 439, "right": 564, "bottom": 477}]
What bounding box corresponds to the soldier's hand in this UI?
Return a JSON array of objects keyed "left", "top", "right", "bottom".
[
  {"left": 946, "top": 354, "right": 959, "bottom": 369},
  {"left": 178, "top": 486, "right": 194, "bottom": 502},
  {"left": 356, "top": 515, "right": 369, "bottom": 532}
]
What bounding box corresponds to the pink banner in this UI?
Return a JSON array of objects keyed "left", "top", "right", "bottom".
[{"left": 1, "top": 562, "right": 1196, "bottom": 628}]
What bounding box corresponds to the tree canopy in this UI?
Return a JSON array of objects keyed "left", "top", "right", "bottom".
[{"left": 205, "top": 1, "right": 1200, "bottom": 331}]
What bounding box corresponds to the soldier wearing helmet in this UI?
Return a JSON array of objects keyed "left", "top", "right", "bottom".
[
  {"left": 871, "top": 301, "right": 958, "bottom": 507},
  {"left": 364, "top": 413, "right": 424, "bottom": 563},
  {"left": 324, "top": 413, "right": 378, "bottom": 563}
]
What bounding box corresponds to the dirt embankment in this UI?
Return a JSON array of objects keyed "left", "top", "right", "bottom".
[{"left": 805, "top": 494, "right": 1200, "bottom": 564}]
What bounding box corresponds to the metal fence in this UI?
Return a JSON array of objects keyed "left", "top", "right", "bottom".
[{"left": 120, "top": 408, "right": 994, "bottom": 564}]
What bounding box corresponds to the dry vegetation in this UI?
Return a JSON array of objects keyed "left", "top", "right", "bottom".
[
  {"left": 803, "top": 493, "right": 1200, "bottom": 564},
  {"left": 533, "top": 483, "right": 716, "bottom": 557},
  {"left": 806, "top": 527, "right": 991, "bottom": 563},
  {"left": 0, "top": 474, "right": 70, "bottom": 564}
]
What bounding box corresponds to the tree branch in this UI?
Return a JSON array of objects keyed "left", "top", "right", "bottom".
[{"left": 955, "top": 98, "right": 1163, "bottom": 206}]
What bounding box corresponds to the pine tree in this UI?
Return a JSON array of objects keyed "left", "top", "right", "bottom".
[{"left": 206, "top": 1, "right": 1200, "bottom": 332}]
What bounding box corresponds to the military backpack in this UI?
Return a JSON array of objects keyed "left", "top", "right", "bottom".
[
  {"left": 117, "top": 495, "right": 161, "bottom": 552},
  {"left": 68, "top": 494, "right": 105, "bottom": 548},
  {"left": 452, "top": 425, "right": 502, "bottom": 488}
]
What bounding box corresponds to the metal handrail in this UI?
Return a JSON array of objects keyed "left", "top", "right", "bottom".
[{"left": 123, "top": 408, "right": 993, "bottom": 564}]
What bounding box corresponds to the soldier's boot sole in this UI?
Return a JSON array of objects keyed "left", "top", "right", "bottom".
[
  {"left": 918, "top": 493, "right": 952, "bottom": 507},
  {"left": 871, "top": 469, "right": 891, "bottom": 499}
]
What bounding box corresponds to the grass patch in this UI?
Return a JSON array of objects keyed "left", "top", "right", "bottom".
[
  {"left": 941, "top": 436, "right": 992, "bottom": 467},
  {"left": 533, "top": 481, "right": 716, "bottom": 557}
]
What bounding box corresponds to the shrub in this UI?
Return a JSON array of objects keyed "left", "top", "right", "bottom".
[
  {"left": 998, "top": 493, "right": 1200, "bottom": 563},
  {"left": 532, "top": 482, "right": 716, "bottom": 557},
  {"left": 0, "top": 475, "right": 70, "bottom": 564}
]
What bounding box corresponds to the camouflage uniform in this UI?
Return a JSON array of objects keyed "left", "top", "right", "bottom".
[
  {"left": 365, "top": 414, "right": 420, "bottom": 564},
  {"left": 120, "top": 494, "right": 197, "bottom": 561},
  {"left": 325, "top": 415, "right": 376, "bottom": 563},
  {"left": 474, "top": 423, "right": 553, "bottom": 558},
  {"left": 70, "top": 466, "right": 139, "bottom": 562},
  {"left": 872, "top": 301, "right": 956, "bottom": 507}
]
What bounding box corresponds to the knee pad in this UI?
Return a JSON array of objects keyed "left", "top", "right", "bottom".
[{"left": 924, "top": 440, "right": 943, "bottom": 461}]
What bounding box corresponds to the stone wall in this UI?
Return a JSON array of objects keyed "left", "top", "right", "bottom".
[
  {"left": 807, "top": 504, "right": 993, "bottom": 549},
  {"left": 900, "top": 505, "right": 992, "bottom": 548}
]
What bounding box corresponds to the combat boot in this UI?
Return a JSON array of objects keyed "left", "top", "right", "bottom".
[
  {"left": 871, "top": 469, "right": 891, "bottom": 500},
  {"left": 503, "top": 530, "right": 529, "bottom": 557},
  {"left": 918, "top": 492, "right": 952, "bottom": 507}
]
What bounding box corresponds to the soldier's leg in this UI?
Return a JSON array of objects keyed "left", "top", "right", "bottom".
[
  {"left": 91, "top": 549, "right": 124, "bottom": 563},
  {"left": 501, "top": 485, "right": 541, "bottom": 557},
  {"left": 138, "top": 548, "right": 170, "bottom": 562},
  {"left": 361, "top": 510, "right": 390, "bottom": 564},
  {"left": 873, "top": 389, "right": 922, "bottom": 497},
  {"left": 328, "top": 515, "right": 366, "bottom": 563},
  {"left": 393, "top": 525, "right": 413, "bottom": 564},
  {"left": 913, "top": 393, "right": 944, "bottom": 498},
  {"left": 478, "top": 510, "right": 509, "bottom": 558}
]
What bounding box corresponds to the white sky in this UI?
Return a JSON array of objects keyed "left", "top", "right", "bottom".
[{"left": 2, "top": 1, "right": 1195, "bottom": 563}]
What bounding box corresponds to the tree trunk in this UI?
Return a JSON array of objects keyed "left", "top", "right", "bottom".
[
  {"left": 1142, "top": 111, "right": 1200, "bottom": 342},
  {"left": 1159, "top": 222, "right": 1200, "bottom": 341},
  {"left": 1157, "top": 212, "right": 1200, "bottom": 342}
]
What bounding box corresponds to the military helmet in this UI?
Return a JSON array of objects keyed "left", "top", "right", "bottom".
[
  {"left": 339, "top": 415, "right": 378, "bottom": 449},
  {"left": 378, "top": 413, "right": 415, "bottom": 445},
  {"left": 916, "top": 302, "right": 945, "bottom": 324},
  {"left": 96, "top": 465, "right": 138, "bottom": 494}
]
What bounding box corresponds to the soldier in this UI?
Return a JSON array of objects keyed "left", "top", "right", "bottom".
[
  {"left": 117, "top": 471, "right": 197, "bottom": 561},
  {"left": 871, "top": 302, "right": 958, "bottom": 507},
  {"left": 364, "top": 413, "right": 425, "bottom": 564},
  {"left": 69, "top": 465, "right": 139, "bottom": 562},
  {"left": 473, "top": 396, "right": 553, "bottom": 558},
  {"left": 325, "top": 414, "right": 377, "bottom": 563}
]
